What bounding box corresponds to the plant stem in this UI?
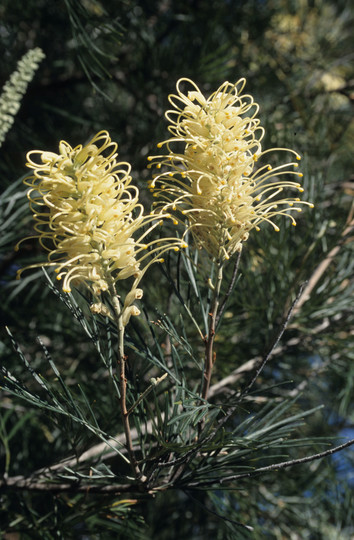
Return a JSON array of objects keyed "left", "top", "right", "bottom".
[
  {"left": 201, "top": 262, "right": 223, "bottom": 402},
  {"left": 109, "top": 286, "right": 141, "bottom": 479},
  {"left": 126, "top": 373, "right": 167, "bottom": 416}
]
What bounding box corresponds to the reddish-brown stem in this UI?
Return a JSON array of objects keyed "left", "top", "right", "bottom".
[
  {"left": 110, "top": 289, "right": 141, "bottom": 479},
  {"left": 118, "top": 351, "right": 140, "bottom": 478},
  {"left": 201, "top": 317, "right": 216, "bottom": 401},
  {"left": 201, "top": 263, "right": 223, "bottom": 402}
]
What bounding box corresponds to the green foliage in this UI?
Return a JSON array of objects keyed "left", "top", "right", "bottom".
[{"left": 1, "top": 0, "right": 353, "bottom": 538}]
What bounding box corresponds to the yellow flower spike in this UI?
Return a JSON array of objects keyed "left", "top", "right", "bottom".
[
  {"left": 17, "top": 131, "right": 186, "bottom": 305},
  {"left": 148, "top": 78, "right": 313, "bottom": 260}
]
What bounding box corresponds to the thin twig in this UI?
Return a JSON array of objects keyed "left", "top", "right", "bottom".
[
  {"left": 126, "top": 374, "right": 167, "bottom": 416},
  {"left": 186, "top": 440, "right": 354, "bottom": 489},
  {"left": 3, "top": 439, "right": 352, "bottom": 494},
  {"left": 292, "top": 218, "right": 354, "bottom": 317},
  {"left": 192, "top": 284, "right": 308, "bottom": 450},
  {"left": 0, "top": 477, "right": 146, "bottom": 494},
  {"left": 220, "top": 439, "right": 354, "bottom": 485},
  {"left": 110, "top": 285, "right": 141, "bottom": 479},
  {"left": 201, "top": 263, "right": 224, "bottom": 401},
  {"left": 208, "top": 315, "right": 331, "bottom": 399},
  {"left": 239, "top": 282, "right": 306, "bottom": 400}
]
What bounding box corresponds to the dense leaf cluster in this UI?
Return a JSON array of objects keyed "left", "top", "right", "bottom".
[{"left": 0, "top": 0, "right": 353, "bottom": 538}]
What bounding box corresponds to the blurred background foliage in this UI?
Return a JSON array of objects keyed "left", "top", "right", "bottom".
[{"left": 0, "top": 0, "right": 353, "bottom": 538}]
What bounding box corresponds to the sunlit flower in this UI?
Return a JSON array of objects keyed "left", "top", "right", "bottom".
[
  {"left": 148, "top": 78, "right": 313, "bottom": 260},
  {"left": 16, "top": 131, "right": 185, "bottom": 314}
]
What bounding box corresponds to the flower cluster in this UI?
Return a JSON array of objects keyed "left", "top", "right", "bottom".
[
  {"left": 0, "top": 48, "right": 45, "bottom": 148},
  {"left": 17, "top": 131, "right": 185, "bottom": 320},
  {"left": 147, "top": 78, "right": 313, "bottom": 260}
]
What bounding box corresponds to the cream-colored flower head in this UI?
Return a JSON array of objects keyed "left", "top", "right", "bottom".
[
  {"left": 148, "top": 78, "right": 313, "bottom": 261},
  {"left": 17, "top": 131, "right": 185, "bottom": 304}
]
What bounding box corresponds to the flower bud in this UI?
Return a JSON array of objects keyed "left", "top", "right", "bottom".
[{"left": 122, "top": 305, "right": 141, "bottom": 326}]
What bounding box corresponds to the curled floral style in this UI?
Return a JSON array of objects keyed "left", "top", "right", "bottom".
[
  {"left": 147, "top": 78, "right": 313, "bottom": 260},
  {"left": 17, "top": 131, "right": 185, "bottom": 319}
]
